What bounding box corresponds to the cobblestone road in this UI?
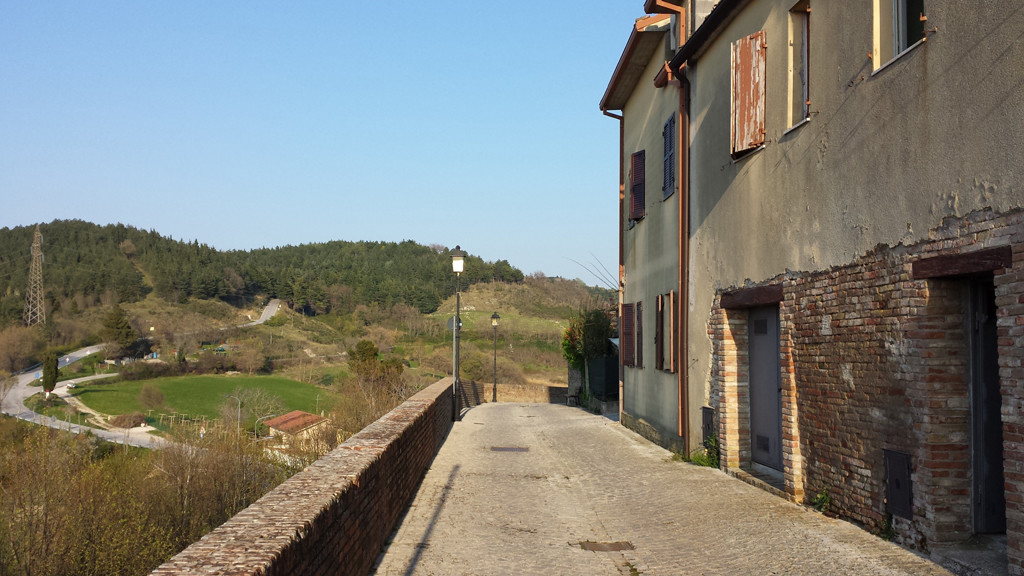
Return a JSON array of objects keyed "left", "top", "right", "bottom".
[{"left": 372, "top": 403, "right": 951, "bottom": 576}]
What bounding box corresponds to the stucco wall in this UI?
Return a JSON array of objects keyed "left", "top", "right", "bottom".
[
  {"left": 686, "top": 0, "right": 1024, "bottom": 406},
  {"left": 621, "top": 30, "right": 683, "bottom": 443}
]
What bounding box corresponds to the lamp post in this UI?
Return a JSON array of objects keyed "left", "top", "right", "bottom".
[
  {"left": 225, "top": 394, "right": 240, "bottom": 433},
  {"left": 491, "top": 312, "right": 500, "bottom": 403},
  {"left": 254, "top": 413, "right": 276, "bottom": 439},
  {"left": 451, "top": 246, "right": 465, "bottom": 421}
]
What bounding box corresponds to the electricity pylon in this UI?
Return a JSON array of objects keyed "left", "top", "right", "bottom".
[{"left": 24, "top": 225, "right": 45, "bottom": 327}]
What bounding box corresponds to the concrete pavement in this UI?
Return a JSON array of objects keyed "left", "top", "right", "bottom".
[{"left": 372, "top": 403, "right": 951, "bottom": 576}]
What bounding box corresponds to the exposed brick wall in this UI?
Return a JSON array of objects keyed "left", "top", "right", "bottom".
[
  {"left": 150, "top": 378, "right": 454, "bottom": 576},
  {"left": 709, "top": 305, "right": 750, "bottom": 471},
  {"left": 997, "top": 239, "right": 1024, "bottom": 575},
  {"left": 709, "top": 209, "right": 1024, "bottom": 569}
]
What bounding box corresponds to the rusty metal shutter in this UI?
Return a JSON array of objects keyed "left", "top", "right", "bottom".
[
  {"left": 731, "top": 30, "right": 766, "bottom": 155},
  {"left": 630, "top": 151, "right": 646, "bottom": 220},
  {"left": 622, "top": 303, "right": 635, "bottom": 367}
]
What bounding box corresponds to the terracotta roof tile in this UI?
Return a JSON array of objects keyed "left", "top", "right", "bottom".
[{"left": 265, "top": 410, "right": 326, "bottom": 435}]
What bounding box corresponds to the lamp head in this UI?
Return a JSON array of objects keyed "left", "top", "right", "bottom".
[
  {"left": 491, "top": 312, "right": 500, "bottom": 327},
  {"left": 451, "top": 245, "right": 465, "bottom": 274}
]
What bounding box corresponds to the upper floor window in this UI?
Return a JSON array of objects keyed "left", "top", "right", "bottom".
[
  {"left": 874, "top": 0, "right": 925, "bottom": 70},
  {"left": 630, "top": 150, "right": 646, "bottom": 221},
  {"left": 731, "top": 30, "right": 766, "bottom": 156},
  {"left": 787, "top": 1, "right": 810, "bottom": 129},
  {"left": 662, "top": 114, "right": 676, "bottom": 200}
]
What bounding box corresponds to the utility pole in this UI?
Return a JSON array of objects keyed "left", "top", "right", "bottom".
[{"left": 24, "top": 225, "right": 45, "bottom": 327}]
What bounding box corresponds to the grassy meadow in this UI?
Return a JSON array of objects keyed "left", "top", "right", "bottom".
[{"left": 70, "top": 374, "right": 331, "bottom": 421}]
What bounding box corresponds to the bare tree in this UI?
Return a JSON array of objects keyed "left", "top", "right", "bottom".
[
  {"left": 0, "top": 325, "right": 42, "bottom": 373},
  {"left": 0, "top": 371, "right": 13, "bottom": 407},
  {"left": 233, "top": 338, "right": 266, "bottom": 375}
]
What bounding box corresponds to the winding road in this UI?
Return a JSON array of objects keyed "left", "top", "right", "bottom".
[{"left": 0, "top": 299, "right": 282, "bottom": 448}]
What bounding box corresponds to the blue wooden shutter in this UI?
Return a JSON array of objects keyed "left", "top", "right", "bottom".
[{"left": 663, "top": 115, "right": 676, "bottom": 199}]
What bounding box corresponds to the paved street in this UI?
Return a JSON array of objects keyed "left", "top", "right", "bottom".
[{"left": 373, "top": 403, "right": 951, "bottom": 576}]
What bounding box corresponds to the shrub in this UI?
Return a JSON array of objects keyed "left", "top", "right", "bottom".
[
  {"left": 121, "top": 361, "right": 181, "bottom": 381},
  {"left": 138, "top": 383, "right": 165, "bottom": 410},
  {"left": 110, "top": 412, "right": 146, "bottom": 428}
]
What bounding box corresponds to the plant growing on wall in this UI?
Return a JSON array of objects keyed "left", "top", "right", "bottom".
[
  {"left": 561, "top": 308, "right": 614, "bottom": 370},
  {"left": 561, "top": 316, "right": 585, "bottom": 372},
  {"left": 581, "top": 308, "right": 613, "bottom": 359}
]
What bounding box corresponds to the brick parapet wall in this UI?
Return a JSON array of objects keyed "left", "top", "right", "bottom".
[
  {"left": 150, "top": 378, "right": 454, "bottom": 576},
  {"left": 708, "top": 208, "right": 1024, "bottom": 569}
]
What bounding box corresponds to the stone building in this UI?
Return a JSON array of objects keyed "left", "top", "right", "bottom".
[{"left": 604, "top": 0, "right": 1024, "bottom": 570}]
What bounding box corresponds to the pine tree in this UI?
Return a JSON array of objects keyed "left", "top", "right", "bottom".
[{"left": 101, "top": 304, "right": 137, "bottom": 357}]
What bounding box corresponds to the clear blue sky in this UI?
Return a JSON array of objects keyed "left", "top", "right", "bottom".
[{"left": 0, "top": 2, "right": 642, "bottom": 286}]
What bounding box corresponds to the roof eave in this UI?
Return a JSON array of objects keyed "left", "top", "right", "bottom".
[
  {"left": 669, "top": 0, "right": 751, "bottom": 72},
  {"left": 600, "top": 15, "right": 671, "bottom": 112}
]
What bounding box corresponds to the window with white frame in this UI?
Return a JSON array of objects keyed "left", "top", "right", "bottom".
[
  {"left": 787, "top": 1, "right": 810, "bottom": 128},
  {"left": 656, "top": 291, "right": 676, "bottom": 372},
  {"left": 874, "top": 0, "right": 925, "bottom": 69}
]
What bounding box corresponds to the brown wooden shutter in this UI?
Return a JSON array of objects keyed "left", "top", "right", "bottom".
[
  {"left": 630, "top": 151, "right": 646, "bottom": 220},
  {"left": 655, "top": 294, "right": 664, "bottom": 370},
  {"left": 622, "top": 303, "right": 635, "bottom": 367},
  {"left": 635, "top": 301, "right": 643, "bottom": 368},
  {"left": 667, "top": 290, "right": 676, "bottom": 373},
  {"left": 731, "top": 30, "right": 766, "bottom": 154}
]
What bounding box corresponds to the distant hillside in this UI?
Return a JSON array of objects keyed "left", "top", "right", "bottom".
[{"left": 0, "top": 220, "right": 525, "bottom": 328}]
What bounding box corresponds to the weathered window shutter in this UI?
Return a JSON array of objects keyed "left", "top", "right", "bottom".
[
  {"left": 636, "top": 301, "right": 644, "bottom": 368},
  {"left": 656, "top": 294, "right": 665, "bottom": 370},
  {"left": 622, "top": 303, "right": 635, "bottom": 367},
  {"left": 667, "top": 290, "right": 676, "bottom": 372},
  {"left": 630, "top": 151, "right": 646, "bottom": 220},
  {"left": 663, "top": 115, "right": 676, "bottom": 199},
  {"left": 731, "top": 30, "right": 766, "bottom": 155}
]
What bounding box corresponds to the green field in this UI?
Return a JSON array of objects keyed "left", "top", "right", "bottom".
[{"left": 70, "top": 374, "right": 333, "bottom": 421}]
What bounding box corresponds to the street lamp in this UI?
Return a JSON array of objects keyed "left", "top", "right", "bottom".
[
  {"left": 225, "top": 394, "right": 240, "bottom": 433},
  {"left": 255, "top": 413, "right": 276, "bottom": 438},
  {"left": 451, "top": 245, "right": 465, "bottom": 421},
  {"left": 491, "top": 312, "right": 500, "bottom": 403}
]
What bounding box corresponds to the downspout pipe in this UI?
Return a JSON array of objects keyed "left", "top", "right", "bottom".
[
  {"left": 678, "top": 72, "right": 691, "bottom": 448},
  {"left": 602, "top": 107, "right": 625, "bottom": 422}
]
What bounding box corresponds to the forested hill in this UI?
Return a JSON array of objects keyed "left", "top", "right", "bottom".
[{"left": 0, "top": 220, "right": 524, "bottom": 326}]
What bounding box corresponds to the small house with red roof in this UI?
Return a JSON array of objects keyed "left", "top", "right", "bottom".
[{"left": 264, "top": 410, "right": 328, "bottom": 446}]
